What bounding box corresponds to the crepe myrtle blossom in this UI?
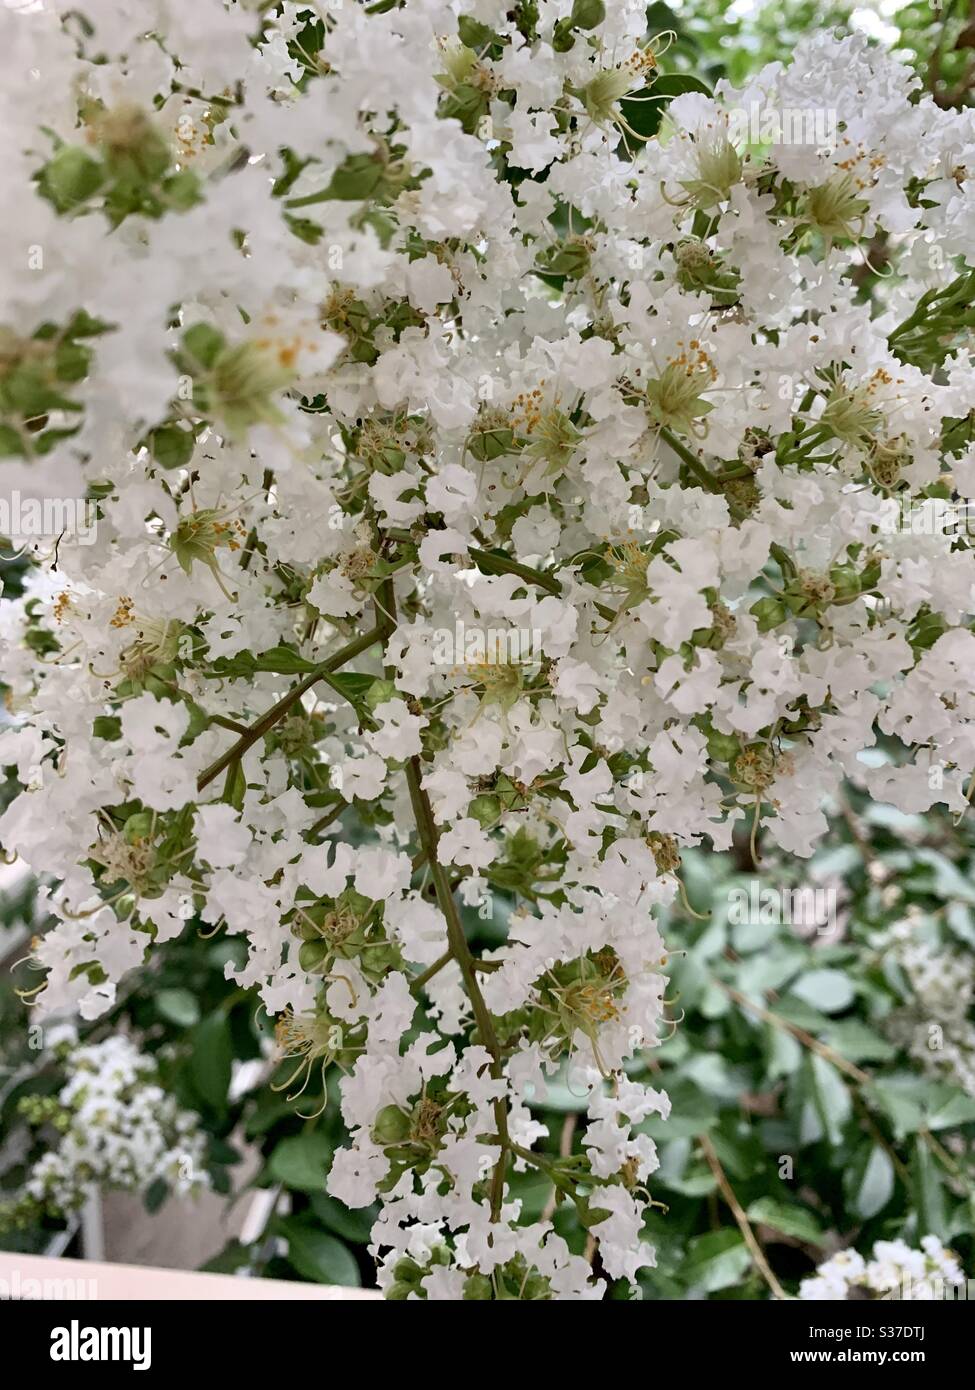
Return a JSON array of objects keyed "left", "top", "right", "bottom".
[
  {"left": 799, "top": 1236, "right": 966, "bottom": 1300},
  {"left": 1, "top": 2, "right": 975, "bottom": 1301},
  {"left": 0, "top": 1035, "right": 209, "bottom": 1231}
]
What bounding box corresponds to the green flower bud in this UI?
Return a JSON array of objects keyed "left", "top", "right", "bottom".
[
  {"left": 468, "top": 424, "right": 516, "bottom": 462},
  {"left": 749, "top": 596, "right": 787, "bottom": 631},
  {"left": 571, "top": 0, "right": 606, "bottom": 29},
  {"left": 543, "top": 238, "right": 592, "bottom": 281},
  {"left": 42, "top": 146, "right": 105, "bottom": 212},
  {"left": 372, "top": 1104, "right": 412, "bottom": 1146},
  {"left": 123, "top": 811, "right": 154, "bottom": 844},
  {"left": 298, "top": 939, "right": 330, "bottom": 972},
  {"left": 551, "top": 17, "right": 577, "bottom": 51},
  {"left": 829, "top": 563, "right": 860, "bottom": 599},
  {"left": 469, "top": 793, "right": 501, "bottom": 828},
  {"left": 463, "top": 1273, "right": 493, "bottom": 1300},
  {"left": 359, "top": 943, "right": 398, "bottom": 976},
  {"left": 707, "top": 729, "right": 742, "bottom": 763}
]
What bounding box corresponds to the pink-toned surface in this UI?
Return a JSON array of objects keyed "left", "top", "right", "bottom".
[{"left": 0, "top": 1251, "right": 378, "bottom": 1300}]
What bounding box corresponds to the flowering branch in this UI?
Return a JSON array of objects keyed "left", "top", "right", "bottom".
[{"left": 2, "top": 4, "right": 974, "bottom": 1303}]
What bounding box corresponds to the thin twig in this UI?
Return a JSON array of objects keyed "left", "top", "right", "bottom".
[
  {"left": 700, "top": 1134, "right": 788, "bottom": 1300},
  {"left": 716, "top": 979, "right": 871, "bottom": 1085},
  {"left": 196, "top": 623, "right": 386, "bottom": 792}
]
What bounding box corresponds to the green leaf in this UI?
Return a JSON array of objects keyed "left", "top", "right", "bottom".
[
  {"left": 867, "top": 1079, "right": 926, "bottom": 1141},
  {"left": 790, "top": 969, "right": 855, "bottom": 1014},
  {"left": 849, "top": 1144, "right": 895, "bottom": 1220},
  {"left": 207, "top": 1136, "right": 240, "bottom": 1166},
  {"left": 279, "top": 1217, "right": 361, "bottom": 1286},
  {"left": 200, "top": 1239, "right": 251, "bottom": 1274},
  {"left": 914, "top": 848, "right": 975, "bottom": 905},
  {"left": 190, "top": 1012, "right": 233, "bottom": 1109},
  {"left": 156, "top": 987, "right": 201, "bottom": 1028},
  {"left": 806, "top": 1054, "right": 852, "bottom": 1147},
  {"left": 208, "top": 646, "right": 318, "bottom": 678},
  {"left": 309, "top": 1192, "right": 377, "bottom": 1244},
  {"left": 926, "top": 1089, "right": 975, "bottom": 1131},
  {"left": 684, "top": 1053, "right": 748, "bottom": 1101},
  {"left": 0, "top": 423, "right": 25, "bottom": 457},
  {"left": 222, "top": 759, "right": 246, "bottom": 812},
  {"left": 619, "top": 73, "right": 713, "bottom": 142},
  {"left": 745, "top": 1197, "right": 824, "bottom": 1244},
  {"left": 636, "top": 1082, "right": 717, "bottom": 1141},
  {"left": 251, "top": 647, "right": 318, "bottom": 674},
  {"left": 912, "top": 1137, "right": 946, "bottom": 1240},
  {"left": 144, "top": 1177, "right": 169, "bottom": 1214},
  {"left": 535, "top": 1079, "right": 590, "bottom": 1113},
  {"left": 290, "top": 153, "right": 385, "bottom": 207},
  {"left": 147, "top": 424, "right": 195, "bottom": 471},
  {"left": 683, "top": 1229, "right": 751, "bottom": 1293},
  {"left": 457, "top": 16, "right": 498, "bottom": 48},
  {"left": 268, "top": 1129, "right": 333, "bottom": 1192},
  {"left": 821, "top": 1020, "right": 896, "bottom": 1064},
  {"left": 182, "top": 323, "right": 226, "bottom": 369}
]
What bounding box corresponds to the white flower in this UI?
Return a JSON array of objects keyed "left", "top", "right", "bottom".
[{"left": 194, "top": 804, "right": 251, "bottom": 868}]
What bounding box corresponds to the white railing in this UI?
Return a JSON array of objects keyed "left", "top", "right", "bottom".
[{"left": 0, "top": 1249, "right": 379, "bottom": 1300}]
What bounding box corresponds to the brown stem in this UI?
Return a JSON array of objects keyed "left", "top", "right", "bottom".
[
  {"left": 700, "top": 1134, "right": 788, "bottom": 1300},
  {"left": 409, "top": 948, "right": 453, "bottom": 995},
  {"left": 374, "top": 570, "right": 513, "bottom": 1222},
  {"left": 716, "top": 979, "right": 871, "bottom": 1085},
  {"left": 306, "top": 802, "right": 345, "bottom": 840},
  {"left": 196, "top": 623, "right": 386, "bottom": 792},
  {"left": 405, "top": 753, "right": 512, "bottom": 1219}
]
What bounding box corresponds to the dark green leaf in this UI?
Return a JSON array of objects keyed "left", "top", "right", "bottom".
[
  {"left": 279, "top": 1217, "right": 361, "bottom": 1285},
  {"left": 268, "top": 1129, "right": 333, "bottom": 1192}
]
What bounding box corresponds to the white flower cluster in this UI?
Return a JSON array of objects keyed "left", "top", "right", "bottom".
[
  {"left": 1, "top": 2, "right": 975, "bottom": 1297},
  {"left": 873, "top": 914, "right": 975, "bottom": 1097},
  {"left": 20, "top": 1035, "right": 209, "bottom": 1217},
  {"left": 799, "top": 1235, "right": 966, "bottom": 1300}
]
